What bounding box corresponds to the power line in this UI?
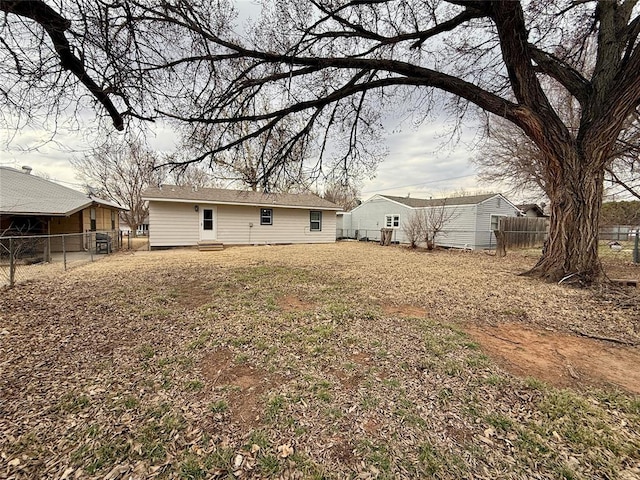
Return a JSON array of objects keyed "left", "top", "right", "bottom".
[{"left": 362, "top": 173, "right": 477, "bottom": 194}]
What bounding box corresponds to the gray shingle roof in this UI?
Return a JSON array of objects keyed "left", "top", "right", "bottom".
[
  {"left": 143, "top": 185, "right": 341, "bottom": 210},
  {"left": 0, "top": 166, "right": 124, "bottom": 215},
  {"left": 381, "top": 193, "right": 498, "bottom": 208}
]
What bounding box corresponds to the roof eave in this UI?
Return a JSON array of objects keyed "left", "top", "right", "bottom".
[{"left": 143, "top": 197, "right": 341, "bottom": 211}]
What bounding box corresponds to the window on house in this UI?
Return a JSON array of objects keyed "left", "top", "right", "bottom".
[
  {"left": 111, "top": 211, "right": 116, "bottom": 230},
  {"left": 203, "top": 209, "right": 214, "bottom": 230},
  {"left": 385, "top": 214, "right": 400, "bottom": 228},
  {"left": 490, "top": 215, "right": 505, "bottom": 231},
  {"left": 310, "top": 211, "right": 322, "bottom": 231},
  {"left": 90, "top": 208, "right": 96, "bottom": 231},
  {"left": 260, "top": 208, "right": 273, "bottom": 225}
]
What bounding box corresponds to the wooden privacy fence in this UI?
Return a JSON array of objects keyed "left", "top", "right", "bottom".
[{"left": 498, "top": 217, "right": 549, "bottom": 249}]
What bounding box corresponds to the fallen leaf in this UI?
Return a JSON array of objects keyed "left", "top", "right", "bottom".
[{"left": 277, "top": 444, "right": 294, "bottom": 458}]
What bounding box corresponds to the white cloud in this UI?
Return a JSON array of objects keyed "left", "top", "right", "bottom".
[{"left": 359, "top": 117, "right": 485, "bottom": 200}]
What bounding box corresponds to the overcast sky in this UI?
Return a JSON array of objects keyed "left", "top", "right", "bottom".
[{"left": 0, "top": 0, "right": 509, "bottom": 203}]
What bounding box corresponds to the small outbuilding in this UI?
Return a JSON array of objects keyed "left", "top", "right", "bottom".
[
  {"left": 142, "top": 185, "right": 340, "bottom": 249},
  {"left": 338, "top": 193, "right": 520, "bottom": 250}
]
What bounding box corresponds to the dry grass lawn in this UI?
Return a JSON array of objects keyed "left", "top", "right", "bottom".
[{"left": 1, "top": 242, "right": 639, "bottom": 479}]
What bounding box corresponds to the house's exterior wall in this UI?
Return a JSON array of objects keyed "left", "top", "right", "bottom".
[
  {"left": 81, "top": 206, "right": 120, "bottom": 232},
  {"left": 419, "top": 204, "right": 478, "bottom": 249},
  {"left": 347, "top": 196, "right": 413, "bottom": 242},
  {"left": 336, "top": 212, "right": 352, "bottom": 237},
  {"left": 149, "top": 201, "right": 200, "bottom": 247},
  {"left": 216, "top": 205, "right": 336, "bottom": 245},
  {"left": 474, "top": 196, "right": 521, "bottom": 249},
  {"left": 346, "top": 194, "right": 520, "bottom": 249},
  {"left": 148, "top": 201, "right": 336, "bottom": 247},
  {"left": 49, "top": 212, "right": 83, "bottom": 251}
]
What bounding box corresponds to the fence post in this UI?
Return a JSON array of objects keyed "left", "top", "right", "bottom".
[
  {"left": 9, "top": 237, "right": 15, "bottom": 288},
  {"left": 62, "top": 235, "right": 67, "bottom": 271},
  {"left": 634, "top": 232, "right": 639, "bottom": 264},
  {"left": 89, "top": 232, "right": 94, "bottom": 262}
]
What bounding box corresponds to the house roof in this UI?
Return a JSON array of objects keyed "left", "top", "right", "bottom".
[
  {"left": 516, "top": 203, "right": 546, "bottom": 215},
  {"left": 380, "top": 193, "right": 499, "bottom": 208},
  {"left": 0, "top": 166, "right": 125, "bottom": 216},
  {"left": 142, "top": 185, "right": 341, "bottom": 210}
]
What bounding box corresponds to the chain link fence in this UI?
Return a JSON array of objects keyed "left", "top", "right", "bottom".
[{"left": 0, "top": 230, "right": 128, "bottom": 288}]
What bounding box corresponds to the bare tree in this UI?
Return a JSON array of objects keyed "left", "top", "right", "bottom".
[
  {"left": 421, "top": 201, "right": 459, "bottom": 250},
  {"left": 472, "top": 116, "right": 549, "bottom": 199},
  {"left": 474, "top": 112, "right": 640, "bottom": 201},
  {"left": 402, "top": 210, "right": 423, "bottom": 249},
  {"left": 0, "top": 1, "right": 125, "bottom": 131},
  {"left": 177, "top": 109, "right": 318, "bottom": 192},
  {"left": 161, "top": 154, "right": 218, "bottom": 189},
  {"left": 402, "top": 201, "right": 458, "bottom": 249},
  {"left": 4, "top": 1, "right": 640, "bottom": 283},
  {"left": 72, "top": 138, "right": 163, "bottom": 237},
  {"left": 322, "top": 181, "right": 361, "bottom": 211}
]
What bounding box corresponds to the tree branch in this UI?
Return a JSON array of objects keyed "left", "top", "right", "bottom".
[
  {"left": 410, "top": 7, "right": 486, "bottom": 49},
  {"left": 0, "top": 0, "right": 124, "bottom": 130},
  {"left": 529, "top": 45, "right": 591, "bottom": 106}
]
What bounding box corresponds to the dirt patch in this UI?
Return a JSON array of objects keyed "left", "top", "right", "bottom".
[
  {"left": 362, "top": 418, "right": 381, "bottom": 434},
  {"left": 326, "top": 366, "right": 363, "bottom": 390},
  {"left": 465, "top": 323, "right": 640, "bottom": 394},
  {"left": 201, "top": 348, "right": 281, "bottom": 426},
  {"left": 381, "top": 304, "right": 427, "bottom": 318},
  {"left": 349, "top": 351, "right": 373, "bottom": 367},
  {"left": 278, "top": 295, "right": 314, "bottom": 312},
  {"left": 175, "top": 285, "right": 212, "bottom": 309}
]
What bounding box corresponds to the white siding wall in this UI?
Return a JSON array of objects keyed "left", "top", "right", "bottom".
[
  {"left": 420, "top": 204, "right": 478, "bottom": 249},
  {"left": 336, "top": 212, "right": 352, "bottom": 236},
  {"left": 149, "top": 200, "right": 336, "bottom": 247},
  {"left": 149, "top": 201, "right": 199, "bottom": 247},
  {"left": 347, "top": 195, "right": 520, "bottom": 249},
  {"left": 475, "top": 196, "right": 521, "bottom": 249},
  {"left": 216, "top": 205, "right": 335, "bottom": 244},
  {"left": 348, "top": 196, "right": 413, "bottom": 242},
  {"left": 348, "top": 196, "right": 476, "bottom": 246}
]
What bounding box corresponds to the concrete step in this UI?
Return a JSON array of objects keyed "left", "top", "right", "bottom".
[{"left": 198, "top": 241, "right": 224, "bottom": 252}]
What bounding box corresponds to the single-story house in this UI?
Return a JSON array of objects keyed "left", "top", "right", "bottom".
[
  {"left": 338, "top": 193, "right": 520, "bottom": 250},
  {"left": 142, "top": 185, "right": 341, "bottom": 249},
  {"left": 0, "top": 165, "right": 125, "bottom": 253}
]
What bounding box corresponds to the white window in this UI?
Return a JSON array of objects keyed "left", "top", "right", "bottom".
[
  {"left": 260, "top": 208, "right": 273, "bottom": 225},
  {"left": 490, "top": 215, "right": 505, "bottom": 231},
  {"left": 310, "top": 211, "right": 322, "bottom": 231},
  {"left": 385, "top": 214, "right": 400, "bottom": 228}
]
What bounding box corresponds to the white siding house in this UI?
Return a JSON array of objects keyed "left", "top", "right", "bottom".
[
  {"left": 340, "top": 193, "right": 520, "bottom": 250},
  {"left": 142, "top": 186, "right": 340, "bottom": 249}
]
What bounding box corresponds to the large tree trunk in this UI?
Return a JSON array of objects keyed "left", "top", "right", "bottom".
[{"left": 528, "top": 150, "right": 605, "bottom": 284}]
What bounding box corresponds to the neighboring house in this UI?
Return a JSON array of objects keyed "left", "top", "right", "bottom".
[
  {"left": 119, "top": 214, "right": 149, "bottom": 236},
  {"left": 0, "top": 165, "right": 125, "bottom": 252},
  {"left": 517, "top": 203, "right": 547, "bottom": 217},
  {"left": 142, "top": 185, "right": 341, "bottom": 249},
  {"left": 339, "top": 193, "right": 520, "bottom": 250}
]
